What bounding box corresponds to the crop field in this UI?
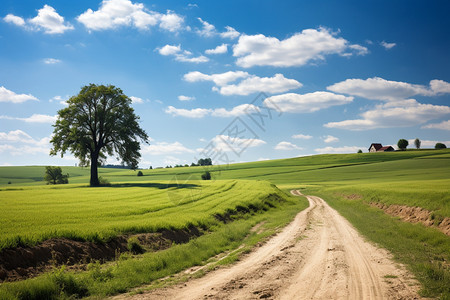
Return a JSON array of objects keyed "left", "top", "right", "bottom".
[{"left": 0, "top": 149, "right": 449, "bottom": 298}]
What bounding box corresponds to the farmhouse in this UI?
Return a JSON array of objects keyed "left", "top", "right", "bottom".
[{"left": 369, "top": 143, "right": 395, "bottom": 152}]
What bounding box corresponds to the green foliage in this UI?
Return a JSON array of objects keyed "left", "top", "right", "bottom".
[
  {"left": 201, "top": 171, "right": 211, "bottom": 180},
  {"left": 357, "top": 149, "right": 363, "bottom": 153},
  {"left": 137, "top": 171, "right": 144, "bottom": 177},
  {"left": 435, "top": 142, "right": 447, "bottom": 149},
  {"left": 50, "top": 84, "right": 149, "bottom": 186},
  {"left": 198, "top": 158, "right": 212, "bottom": 166},
  {"left": 44, "top": 166, "right": 69, "bottom": 185},
  {"left": 127, "top": 237, "right": 145, "bottom": 254},
  {"left": 397, "top": 138, "right": 409, "bottom": 150},
  {"left": 414, "top": 138, "right": 421, "bottom": 149}
]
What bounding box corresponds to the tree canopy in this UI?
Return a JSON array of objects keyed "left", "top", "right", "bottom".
[
  {"left": 50, "top": 84, "right": 149, "bottom": 186},
  {"left": 414, "top": 138, "right": 421, "bottom": 149},
  {"left": 435, "top": 142, "right": 447, "bottom": 149},
  {"left": 44, "top": 166, "right": 69, "bottom": 185},
  {"left": 397, "top": 139, "right": 409, "bottom": 151}
]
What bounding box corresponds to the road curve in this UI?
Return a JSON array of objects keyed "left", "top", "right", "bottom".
[{"left": 117, "top": 191, "right": 421, "bottom": 299}]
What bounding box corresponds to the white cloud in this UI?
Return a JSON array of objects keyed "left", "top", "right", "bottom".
[
  {"left": 327, "top": 77, "right": 450, "bottom": 101},
  {"left": 178, "top": 95, "right": 195, "bottom": 101},
  {"left": 196, "top": 17, "right": 216, "bottom": 37},
  {"left": 29, "top": 5, "right": 74, "bottom": 34},
  {"left": 274, "top": 141, "right": 303, "bottom": 151},
  {"left": 408, "top": 139, "right": 450, "bottom": 148},
  {"left": 264, "top": 92, "right": 353, "bottom": 113},
  {"left": 220, "top": 26, "right": 240, "bottom": 39},
  {"left": 422, "top": 120, "right": 450, "bottom": 131},
  {"left": 0, "top": 86, "right": 38, "bottom": 103},
  {"left": 157, "top": 44, "right": 209, "bottom": 63},
  {"left": 3, "top": 14, "right": 25, "bottom": 26},
  {"left": 325, "top": 101, "right": 450, "bottom": 131},
  {"left": 184, "top": 71, "right": 301, "bottom": 96},
  {"left": 77, "top": 0, "right": 184, "bottom": 32},
  {"left": 292, "top": 133, "right": 313, "bottom": 139},
  {"left": 211, "top": 104, "right": 259, "bottom": 117},
  {"left": 210, "top": 135, "right": 266, "bottom": 153},
  {"left": 165, "top": 106, "right": 211, "bottom": 118},
  {"left": 142, "top": 141, "right": 194, "bottom": 155},
  {"left": 205, "top": 44, "right": 228, "bottom": 55},
  {"left": 44, "top": 58, "right": 61, "bottom": 64},
  {"left": 0, "top": 130, "right": 51, "bottom": 155},
  {"left": 49, "top": 95, "right": 68, "bottom": 106},
  {"left": 233, "top": 27, "right": 367, "bottom": 68},
  {"left": 130, "top": 96, "right": 144, "bottom": 104},
  {"left": 0, "top": 114, "right": 57, "bottom": 124},
  {"left": 219, "top": 74, "right": 302, "bottom": 96},
  {"left": 184, "top": 70, "right": 249, "bottom": 86},
  {"left": 380, "top": 41, "right": 396, "bottom": 49},
  {"left": 314, "top": 146, "right": 363, "bottom": 154},
  {"left": 323, "top": 135, "right": 339, "bottom": 143}
]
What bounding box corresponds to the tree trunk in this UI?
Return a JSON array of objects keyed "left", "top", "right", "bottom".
[{"left": 90, "top": 151, "right": 100, "bottom": 187}]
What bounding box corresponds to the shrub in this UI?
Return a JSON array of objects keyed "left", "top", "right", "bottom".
[
  {"left": 137, "top": 171, "right": 144, "bottom": 176},
  {"left": 7, "top": 181, "right": 11, "bottom": 184},
  {"left": 435, "top": 143, "right": 447, "bottom": 149},
  {"left": 201, "top": 171, "right": 211, "bottom": 180},
  {"left": 357, "top": 149, "right": 363, "bottom": 153},
  {"left": 127, "top": 237, "right": 145, "bottom": 254},
  {"left": 98, "top": 176, "right": 111, "bottom": 186},
  {"left": 44, "top": 166, "right": 69, "bottom": 185}
]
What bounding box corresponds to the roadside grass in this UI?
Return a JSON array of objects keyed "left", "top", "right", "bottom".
[
  {"left": 308, "top": 189, "right": 450, "bottom": 299},
  {"left": 0, "top": 191, "right": 308, "bottom": 299}
]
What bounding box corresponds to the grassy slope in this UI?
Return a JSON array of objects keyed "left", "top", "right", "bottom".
[{"left": 0, "top": 149, "right": 449, "bottom": 298}]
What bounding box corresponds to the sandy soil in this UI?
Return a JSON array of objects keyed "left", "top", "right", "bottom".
[{"left": 118, "top": 191, "right": 421, "bottom": 299}]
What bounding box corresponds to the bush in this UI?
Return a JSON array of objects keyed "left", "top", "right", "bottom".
[
  {"left": 98, "top": 176, "right": 111, "bottom": 186},
  {"left": 127, "top": 237, "right": 145, "bottom": 254},
  {"left": 137, "top": 170, "right": 144, "bottom": 176},
  {"left": 201, "top": 171, "right": 211, "bottom": 180},
  {"left": 44, "top": 166, "right": 69, "bottom": 185},
  {"left": 357, "top": 149, "right": 363, "bottom": 153},
  {"left": 435, "top": 143, "right": 447, "bottom": 149}
]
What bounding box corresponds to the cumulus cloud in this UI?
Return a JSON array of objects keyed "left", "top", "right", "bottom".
[
  {"left": 157, "top": 44, "right": 209, "bottom": 63},
  {"left": 220, "top": 26, "right": 240, "bottom": 39},
  {"left": 315, "top": 146, "right": 363, "bottom": 154},
  {"left": 232, "top": 27, "right": 367, "bottom": 68},
  {"left": 205, "top": 44, "right": 228, "bottom": 55},
  {"left": 130, "top": 96, "right": 144, "bottom": 104},
  {"left": 407, "top": 139, "right": 450, "bottom": 148},
  {"left": 165, "top": 106, "right": 211, "bottom": 118},
  {"left": 0, "top": 86, "right": 38, "bottom": 103},
  {"left": 325, "top": 101, "right": 450, "bottom": 131},
  {"left": 3, "top": 14, "right": 25, "bottom": 26},
  {"left": 211, "top": 104, "right": 259, "bottom": 117},
  {"left": 0, "top": 114, "right": 57, "bottom": 123},
  {"left": 196, "top": 17, "right": 216, "bottom": 37},
  {"left": 49, "top": 95, "right": 68, "bottom": 106},
  {"left": 422, "top": 120, "right": 450, "bottom": 131},
  {"left": 184, "top": 71, "right": 301, "bottom": 96},
  {"left": 323, "top": 135, "right": 339, "bottom": 143},
  {"left": 142, "top": 141, "right": 194, "bottom": 155},
  {"left": 274, "top": 141, "right": 303, "bottom": 150},
  {"left": 0, "top": 130, "right": 51, "bottom": 155},
  {"left": 292, "top": 133, "right": 313, "bottom": 139},
  {"left": 178, "top": 95, "right": 195, "bottom": 101},
  {"left": 264, "top": 92, "right": 353, "bottom": 113},
  {"left": 77, "top": 0, "right": 184, "bottom": 32},
  {"left": 210, "top": 135, "right": 266, "bottom": 153},
  {"left": 380, "top": 41, "right": 396, "bottom": 49},
  {"left": 43, "top": 58, "right": 61, "bottom": 64},
  {"left": 327, "top": 77, "right": 450, "bottom": 101},
  {"left": 4, "top": 5, "right": 73, "bottom": 34}
]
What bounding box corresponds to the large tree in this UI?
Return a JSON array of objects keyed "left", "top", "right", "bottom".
[{"left": 50, "top": 84, "right": 149, "bottom": 186}]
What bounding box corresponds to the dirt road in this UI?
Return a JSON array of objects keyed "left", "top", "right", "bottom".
[{"left": 120, "top": 191, "right": 421, "bottom": 299}]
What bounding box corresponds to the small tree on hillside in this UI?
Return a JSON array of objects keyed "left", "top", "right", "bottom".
[
  {"left": 414, "top": 138, "right": 421, "bottom": 149},
  {"left": 201, "top": 171, "right": 211, "bottom": 180},
  {"left": 44, "top": 166, "right": 69, "bottom": 184},
  {"left": 357, "top": 149, "right": 363, "bottom": 153},
  {"left": 397, "top": 139, "right": 409, "bottom": 151},
  {"left": 435, "top": 142, "right": 447, "bottom": 149}
]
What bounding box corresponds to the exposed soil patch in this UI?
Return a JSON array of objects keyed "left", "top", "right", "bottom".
[
  {"left": 371, "top": 202, "right": 450, "bottom": 236},
  {"left": 0, "top": 226, "right": 201, "bottom": 282}
]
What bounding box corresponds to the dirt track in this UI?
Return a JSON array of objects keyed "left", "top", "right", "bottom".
[{"left": 119, "top": 191, "right": 421, "bottom": 299}]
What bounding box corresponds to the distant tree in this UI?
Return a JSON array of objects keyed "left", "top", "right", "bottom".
[
  {"left": 137, "top": 171, "right": 144, "bottom": 176},
  {"left": 198, "top": 158, "right": 212, "bottom": 166},
  {"left": 190, "top": 162, "right": 198, "bottom": 167},
  {"left": 435, "top": 142, "right": 447, "bottom": 149},
  {"left": 201, "top": 171, "right": 211, "bottom": 180},
  {"left": 414, "top": 138, "right": 421, "bottom": 149},
  {"left": 357, "top": 149, "right": 363, "bottom": 153},
  {"left": 397, "top": 139, "right": 409, "bottom": 151},
  {"left": 44, "top": 166, "right": 69, "bottom": 185},
  {"left": 50, "top": 84, "right": 149, "bottom": 187},
  {"left": 149, "top": 166, "right": 153, "bottom": 170}
]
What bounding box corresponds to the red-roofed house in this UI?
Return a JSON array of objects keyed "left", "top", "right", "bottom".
[{"left": 369, "top": 143, "right": 395, "bottom": 152}]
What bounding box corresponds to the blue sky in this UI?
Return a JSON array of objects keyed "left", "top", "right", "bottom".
[{"left": 1, "top": 0, "right": 449, "bottom": 168}]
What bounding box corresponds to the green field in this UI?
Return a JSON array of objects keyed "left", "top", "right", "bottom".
[{"left": 0, "top": 149, "right": 449, "bottom": 299}]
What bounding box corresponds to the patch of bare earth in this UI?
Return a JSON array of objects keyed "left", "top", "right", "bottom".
[
  {"left": 0, "top": 227, "right": 201, "bottom": 282},
  {"left": 371, "top": 202, "right": 450, "bottom": 236},
  {"left": 117, "top": 192, "right": 421, "bottom": 300}
]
